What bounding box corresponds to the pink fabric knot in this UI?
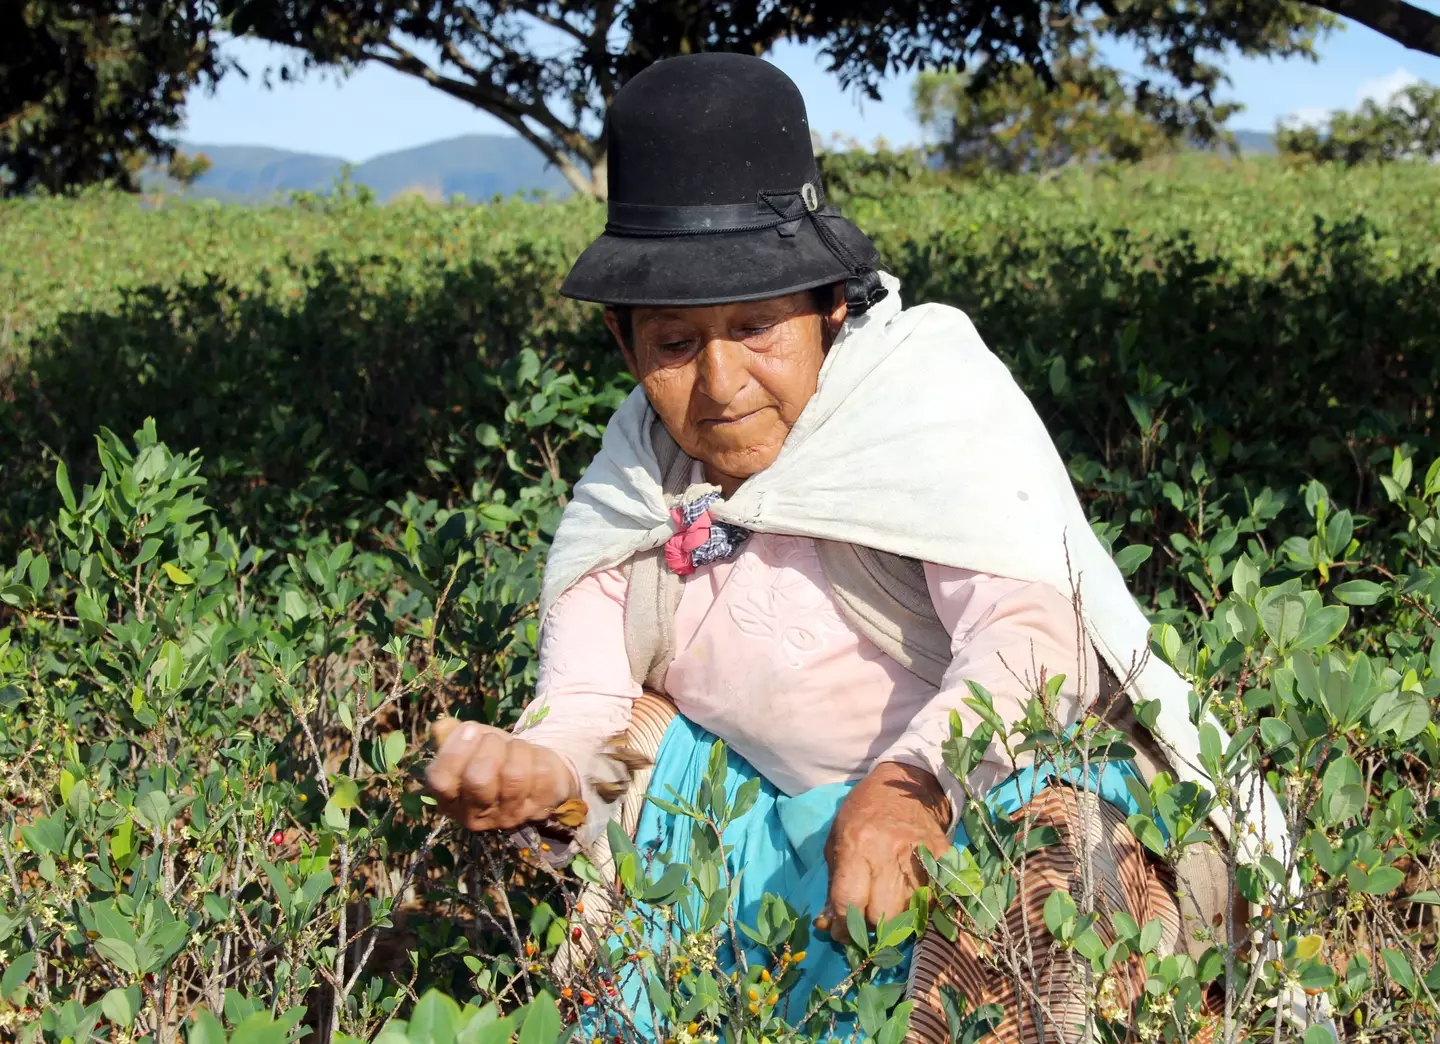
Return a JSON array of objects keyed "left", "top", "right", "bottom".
[{"left": 664, "top": 506, "right": 712, "bottom": 576}]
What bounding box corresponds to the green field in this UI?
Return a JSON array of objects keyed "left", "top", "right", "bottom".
[
  {"left": 6, "top": 155, "right": 1440, "bottom": 356},
  {"left": 3, "top": 155, "right": 1440, "bottom": 1040}
]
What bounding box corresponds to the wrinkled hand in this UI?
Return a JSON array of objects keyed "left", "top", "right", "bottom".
[
  {"left": 820, "top": 762, "right": 950, "bottom": 944},
  {"left": 427, "top": 718, "right": 578, "bottom": 832}
]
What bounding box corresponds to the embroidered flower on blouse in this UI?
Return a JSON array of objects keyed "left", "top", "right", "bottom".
[{"left": 664, "top": 490, "right": 749, "bottom": 574}]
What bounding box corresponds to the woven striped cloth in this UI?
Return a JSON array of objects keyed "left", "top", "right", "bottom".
[{"left": 904, "top": 785, "right": 1217, "bottom": 1044}]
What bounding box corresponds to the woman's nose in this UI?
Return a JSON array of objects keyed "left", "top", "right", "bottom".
[{"left": 694, "top": 337, "right": 749, "bottom": 406}]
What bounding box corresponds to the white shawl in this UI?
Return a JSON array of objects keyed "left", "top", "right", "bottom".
[{"left": 541, "top": 273, "right": 1289, "bottom": 863}]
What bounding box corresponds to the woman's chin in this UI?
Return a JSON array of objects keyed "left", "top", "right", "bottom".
[{"left": 698, "top": 446, "right": 783, "bottom": 489}]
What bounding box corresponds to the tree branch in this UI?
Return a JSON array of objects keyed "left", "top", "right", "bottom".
[
  {"left": 513, "top": 3, "right": 591, "bottom": 48},
  {"left": 439, "top": 9, "right": 600, "bottom": 147},
  {"left": 1312, "top": 0, "right": 1440, "bottom": 57},
  {"left": 366, "top": 48, "right": 601, "bottom": 197}
]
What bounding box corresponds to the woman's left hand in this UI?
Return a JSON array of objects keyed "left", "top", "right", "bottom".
[{"left": 821, "top": 761, "right": 950, "bottom": 944}]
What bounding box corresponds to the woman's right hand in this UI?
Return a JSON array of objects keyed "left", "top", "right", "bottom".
[{"left": 427, "top": 718, "right": 579, "bottom": 831}]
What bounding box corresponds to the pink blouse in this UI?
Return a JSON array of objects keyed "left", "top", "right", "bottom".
[{"left": 517, "top": 531, "right": 1097, "bottom": 823}]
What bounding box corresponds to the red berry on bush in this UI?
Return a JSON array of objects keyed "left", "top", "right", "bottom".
[
  {"left": 571, "top": 926, "right": 582, "bottom": 941},
  {"left": 270, "top": 830, "right": 284, "bottom": 844}
]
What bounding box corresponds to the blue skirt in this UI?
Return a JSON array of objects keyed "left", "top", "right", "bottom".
[{"left": 601, "top": 715, "right": 1150, "bottom": 1038}]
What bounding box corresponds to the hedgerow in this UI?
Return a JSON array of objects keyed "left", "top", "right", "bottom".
[{"left": 3, "top": 155, "right": 1440, "bottom": 1041}]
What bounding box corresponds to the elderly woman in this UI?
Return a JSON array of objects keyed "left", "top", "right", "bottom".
[{"left": 428, "top": 54, "right": 1285, "bottom": 1042}]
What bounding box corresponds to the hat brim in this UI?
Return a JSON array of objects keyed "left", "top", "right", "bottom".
[{"left": 559, "top": 215, "right": 881, "bottom": 307}]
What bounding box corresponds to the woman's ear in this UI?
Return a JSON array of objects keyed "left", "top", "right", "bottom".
[
  {"left": 823, "top": 285, "right": 848, "bottom": 347},
  {"left": 603, "top": 307, "right": 641, "bottom": 378}
]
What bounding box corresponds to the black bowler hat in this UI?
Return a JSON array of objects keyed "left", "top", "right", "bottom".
[{"left": 560, "top": 53, "right": 888, "bottom": 313}]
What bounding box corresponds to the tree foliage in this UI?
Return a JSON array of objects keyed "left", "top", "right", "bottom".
[
  {"left": 914, "top": 51, "right": 1187, "bottom": 178},
  {"left": 0, "top": 1, "right": 226, "bottom": 197},
  {"left": 1277, "top": 80, "right": 1440, "bottom": 164},
  {"left": 223, "top": 0, "right": 1340, "bottom": 198}
]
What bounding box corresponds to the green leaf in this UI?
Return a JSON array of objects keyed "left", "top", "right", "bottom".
[
  {"left": 158, "top": 640, "right": 184, "bottom": 692},
  {"left": 1329, "top": 784, "right": 1367, "bottom": 824},
  {"left": 1043, "top": 889, "right": 1076, "bottom": 937},
  {"left": 1114, "top": 544, "right": 1152, "bottom": 576},
  {"left": 110, "top": 818, "right": 134, "bottom": 863},
  {"left": 1326, "top": 509, "right": 1354, "bottom": 558},
  {"left": 517, "top": 993, "right": 562, "bottom": 1044},
  {"left": 258, "top": 859, "right": 294, "bottom": 915},
  {"left": 1197, "top": 946, "right": 1225, "bottom": 983},
  {"left": 877, "top": 1002, "right": 915, "bottom": 1044},
  {"left": 75, "top": 590, "right": 104, "bottom": 625},
  {"left": 1127, "top": 814, "right": 1166, "bottom": 857},
  {"left": 1123, "top": 775, "right": 1153, "bottom": 816},
  {"left": 134, "top": 538, "right": 163, "bottom": 566},
  {"left": 467, "top": 1011, "right": 519, "bottom": 1044},
  {"left": 1199, "top": 721, "right": 1223, "bottom": 769},
  {"left": 27, "top": 554, "right": 49, "bottom": 595},
  {"left": 229, "top": 1012, "right": 294, "bottom": 1044},
  {"left": 846, "top": 903, "right": 868, "bottom": 947},
  {"left": 1259, "top": 717, "right": 1293, "bottom": 751},
  {"left": 163, "top": 562, "right": 195, "bottom": 586},
  {"left": 1297, "top": 604, "right": 1349, "bottom": 650},
  {"left": 1359, "top": 866, "right": 1404, "bottom": 895},
  {"left": 730, "top": 776, "right": 762, "bottom": 820},
  {"left": 1371, "top": 688, "right": 1431, "bottom": 743},
  {"left": 1332, "top": 580, "right": 1384, "bottom": 606},
  {"left": 1260, "top": 593, "right": 1306, "bottom": 651},
  {"left": 516, "top": 349, "right": 541, "bottom": 384},
  {"left": 1382, "top": 948, "right": 1417, "bottom": 993},
  {"left": 101, "top": 985, "right": 136, "bottom": 1026},
  {"left": 20, "top": 810, "right": 66, "bottom": 856},
  {"left": 1110, "top": 911, "right": 1139, "bottom": 944},
  {"left": 409, "top": 989, "right": 461, "bottom": 1044},
  {"left": 331, "top": 776, "right": 360, "bottom": 810},
  {"left": 56, "top": 459, "right": 77, "bottom": 513},
  {"left": 0, "top": 912, "right": 22, "bottom": 944},
  {"left": 381, "top": 730, "right": 406, "bottom": 772},
  {"left": 1139, "top": 917, "right": 1163, "bottom": 954},
  {"left": 1231, "top": 554, "right": 1261, "bottom": 600},
  {"left": 187, "top": 1008, "right": 227, "bottom": 1044},
  {"left": 146, "top": 919, "right": 188, "bottom": 968},
  {"left": 646, "top": 976, "right": 676, "bottom": 1020},
  {"left": 1151, "top": 623, "right": 1182, "bottom": 665},
  {"left": 95, "top": 937, "right": 141, "bottom": 975},
  {"left": 135, "top": 790, "right": 172, "bottom": 831},
  {"left": 856, "top": 984, "right": 886, "bottom": 1037},
  {"left": 1073, "top": 927, "right": 1106, "bottom": 961},
  {"left": 1321, "top": 755, "right": 1364, "bottom": 824},
  {"left": 1047, "top": 356, "right": 1069, "bottom": 395},
  {"left": 283, "top": 589, "right": 309, "bottom": 620},
  {"left": 1, "top": 950, "right": 35, "bottom": 1004}
]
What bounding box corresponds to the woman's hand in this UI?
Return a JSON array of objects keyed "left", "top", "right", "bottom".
[
  {"left": 427, "top": 718, "right": 579, "bottom": 831},
  {"left": 820, "top": 761, "right": 950, "bottom": 944}
]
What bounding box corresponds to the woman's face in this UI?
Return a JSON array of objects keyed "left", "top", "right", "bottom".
[{"left": 607, "top": 288, "right": 847, "bottom": 496}]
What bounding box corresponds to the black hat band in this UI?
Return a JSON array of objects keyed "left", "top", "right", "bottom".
[{"left": 605, "top": 185, "right": 822, "bottom": 238}]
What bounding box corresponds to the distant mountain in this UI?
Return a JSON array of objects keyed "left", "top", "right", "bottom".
[
  {"left": 347, "top": 135, "right": 571, "bottom": 201},
  {"left": 1229, "top": 129, "right": 1276, "bottom": 155},
  {"left": 154, "top": 134, "right": 572, "bottom": 203},
  {"left": 155, "top": 127, "right": 1275, "bottom": 204}
]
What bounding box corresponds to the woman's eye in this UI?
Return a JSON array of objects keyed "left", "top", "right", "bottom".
[
  {"left": 740, "top": 324, "right": 772, "bottom": 337},
  {"left": 659, "top": 339, "right": 692, "bottom": 352}
]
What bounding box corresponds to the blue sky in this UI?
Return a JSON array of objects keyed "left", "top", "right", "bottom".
[{"left": 182, "top": 12, "right": 1440, "bottom": 162}]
